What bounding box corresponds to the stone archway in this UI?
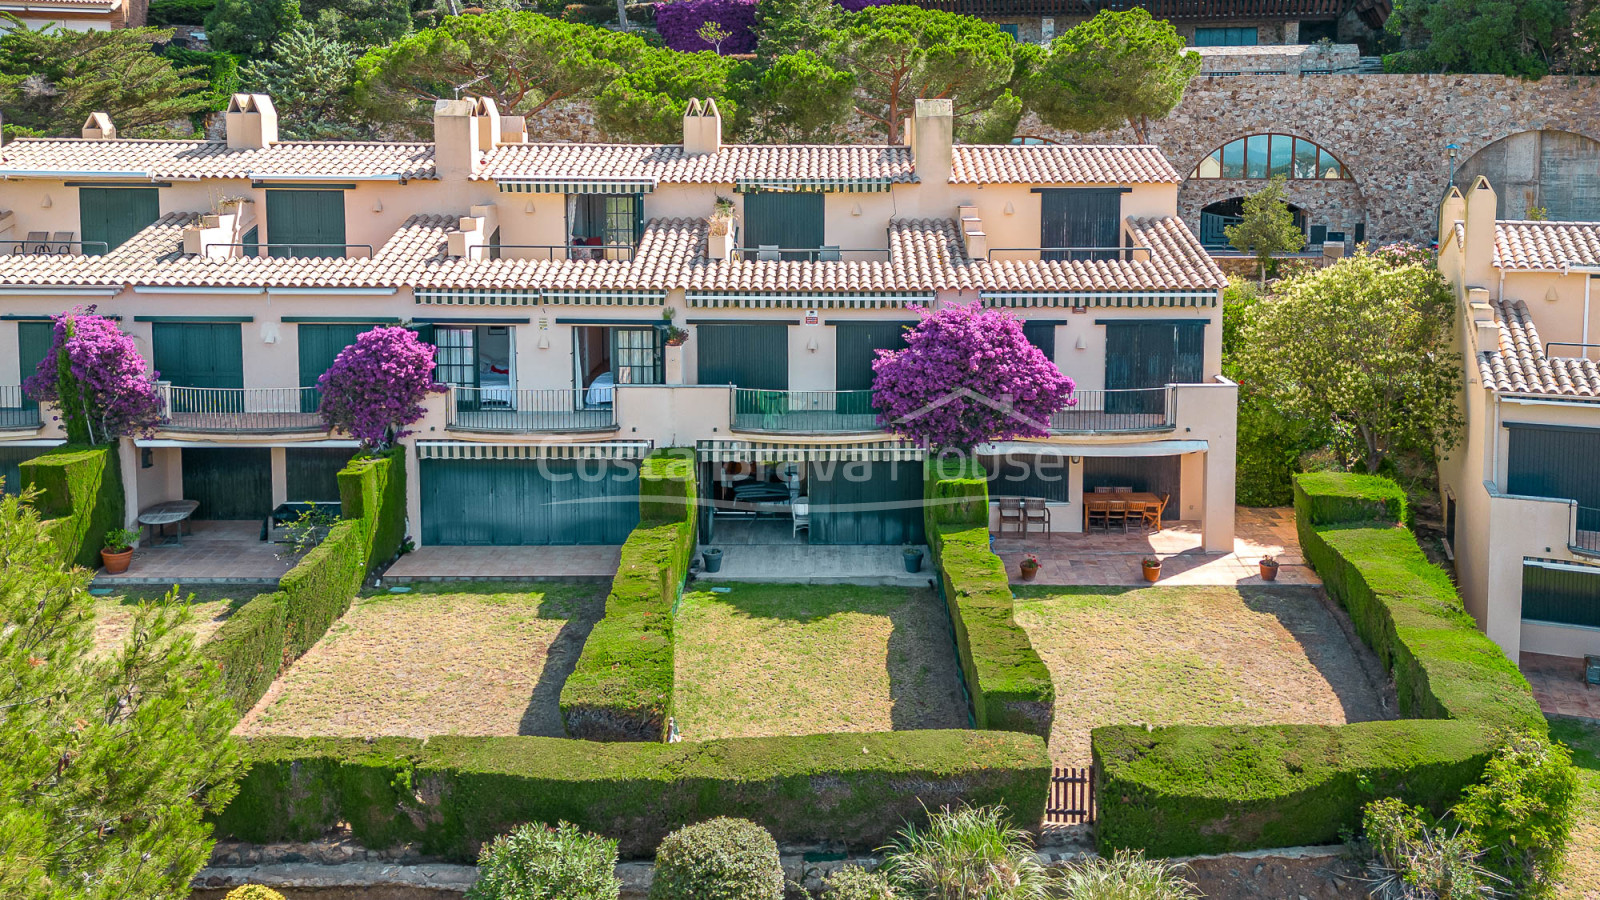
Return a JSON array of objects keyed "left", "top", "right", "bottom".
[{"left": 1455, "top": 130, "right": 1600, "bottom": 221}]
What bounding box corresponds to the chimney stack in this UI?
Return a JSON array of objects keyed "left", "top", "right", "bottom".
[
  {"left": 433, "top": 97, "right": 485, "bottom": 180},
  {"left": 225, "top": 94, "right": 278, "bottom": 150},
  {"left": 909, "top": 99, "right": 953, "bottom": 188},
  {"left": 81, "top": 112, "right": 115, "bottom": 140},
  {"left": 682, "top": 98, "right": 722, "bottom": 157}
]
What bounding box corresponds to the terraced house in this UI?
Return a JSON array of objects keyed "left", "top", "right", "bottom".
[
  {"left": 0, "top": 93, "right": 1236, "bottom": 562},
  {"left": 1437, "top": 177, "right": 1600, "bottom": 665}
]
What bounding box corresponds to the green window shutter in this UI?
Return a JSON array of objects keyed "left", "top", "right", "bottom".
[
  {"left": 17, "top": 321, "right": 53, "bottom": 410},
  {"left": 835, "top": 321, "right": 907, "bottom": 391},
  {"left": 1522, "top": 563, "right": 1600, "bottom": 628},
  {"left": 152, "top": 323, "right": 244, "bottom": 388},
  {"left": 265, "top": 190, "right": 346, "bottom": 258},
  {"left": 1022, "top": 321, "right": 1057, "bottom": 366},
  {"left": 696, "top": 324, "right": 788, "bottom": 389},
  {"left": 242, "top": 226, "right": 259, "bottom": 257},
  {"left": 1507, "top": 424, "right": 1600, "bottom": 525},
  {"left": 420, "top": 459, "right": 641, "bottom": 545},
  {"left": 297, "top": 324, "right": 369, "bottom": 388},
  {"left": 807, "top": 460, "right": 925, "bottom": 545},
  {"left": 1040, "top": 189, "right": 1121, "bottom": 261},
  {"left": 285, "top": 447, "right": 357, "bottom": 502},
  {"left": 78, "top": 187, "right": 159, "bottom": 255},
  {"left": 743, "top": 191, "right": 824, "bottom": 258}
]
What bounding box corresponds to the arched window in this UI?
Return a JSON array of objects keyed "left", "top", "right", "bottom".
[{"left": 1189, "top": 134, "right": 1349, "bottom": 180}]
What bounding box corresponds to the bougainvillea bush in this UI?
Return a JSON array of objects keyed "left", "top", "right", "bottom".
[
  {"left": 871, "top": 301, "right": 1076, "bottom": 451},
  {"left": 22, "top": 309, "right": 164, "bottom": 445},
  {"left": 317, "top": 326, "right": 445, "bottom": 449}
]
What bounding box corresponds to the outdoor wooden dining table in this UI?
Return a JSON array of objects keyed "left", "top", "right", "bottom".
[{"left": 1082, "top": 492, "right": 1163, "bottom": 533}]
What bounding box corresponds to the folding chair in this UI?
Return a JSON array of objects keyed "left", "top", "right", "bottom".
[
  {"left": 757, "top": 244, "right": 780, "bottom": 261},
  {"left": 52, "top": 231, "right": 77, "bottom": 254},
  {"left": 21, "top": 231, "right": 49, "bottom": 254},
  {"left": 1142, "top": 493, "right": 1170, "bottom": 534}
]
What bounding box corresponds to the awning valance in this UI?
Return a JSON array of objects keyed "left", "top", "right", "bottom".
[
  {"left": 496, "top": 178, "right": 658, "bottom": 194},
  {"left": 698, "top": 439, "right": 925, "bottom": 463},
  {"left": 686, "top": 291, "right": 932, "bottom": 309},
  {"left": 734, "top": 179, "right": 902, "bottom": 194},
  {"left": 416, "top": 440, "right": 654, "bottom": 460},
  {"left": 414, "top": 288, "right": 665, "bottom": 307},
  {"left": 981, "top": 291, "right": 1218, "bottom": 309},
  {"left": 540, "top": 289, "right": 666, "bottom": 306},
  {"left": 978, "top": 440, "right": 1208, "bottom": 458}
]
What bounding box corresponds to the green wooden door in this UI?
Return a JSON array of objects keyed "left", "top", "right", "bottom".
[
  {"left": 806, "top": 460, "right": 925, "bottom": 545},
  {"left": 182, "top": 448, "right": 272, "bottom": 520},
  {"left": 1522, "top": 562, "right": 1600, "bottom": 628},
  {"left": 153, "top": 323, "right": 244, "bottom": 413},
  {"left": 836, "top": 321, "right": 908, "bottom": 415},
  {"left": 0, "top": 445, "right": 36, "bottom": 495},
  {"left": 743, "top": 191, "right": 824, "bottom": 259},
  {"left": 298, "top": 324, "right": 370, "bottom": 411},
  {"left": 420, "top": 459, "right": 641, "bottom": 546},
  {"left": 79, "top": 187, "right": 160, "bottom": 255},
  {"left": 285, "top": 447, "right": 357, "bottom": 502},
  {"left": 7, "top": 321, "right": 52, "bottom": 423},
  {"left": 696, "top": 324, "right": 788, "bottom": 387},
  {"left": 265, "top": 190, "right": 347, "bottom": 258}
]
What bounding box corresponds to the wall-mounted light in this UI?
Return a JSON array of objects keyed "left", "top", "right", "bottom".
[
  {"left": 1070, "top": 456, "right": 1081, "bottom": 465},
  {"left": 140, "top": 447, "right": 153, "bottom": 469},
  {"left": 1003, "top": 201, "right": 1015, "bottom": 216},
  {"left": 1544, "top": 286, "right": 1559, "bottom": 303},
  {"left": 40, "top": 194, "right": 52, "bottom": 209},
  {"left": 1074, "top": 334, "right": 1087, "bottom": 350},
  {"left": 372, "top": 198, "right": 383, "bottom": 213},
  {"left": 806, "top": 337, "right": 819, "bottom": 353},
  {"left": 851, "top": 203, "right": 863, "bottom": 217},
  {"left": 525, "top": 200, "right": 536, "bottom": 214}
]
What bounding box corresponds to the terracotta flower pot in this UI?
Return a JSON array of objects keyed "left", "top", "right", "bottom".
[
  {"left": 1019, "top": 563, "right": 1039, "bottom": 582},
  {"left": 101, "top": 547, "right": 133, "bottom": 575},
  {"left": 1260, "top": 561, "right": 1280, "bottom": 581},
  {"left": 1142, "top": 561, "right": 1161, "bottom": 583}
]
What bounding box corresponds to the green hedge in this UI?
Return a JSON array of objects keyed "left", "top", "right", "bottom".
[
  {"left": 923, "top": 459, "right": 1054, "bottom": 737},
  {"left": 19, "top": 444, "right": 123, "bottom": 569},
  {"left": 1092, "top": 473, "right": 1543, "bottom": 857},
  {"left": 214, "top": 730, "right": 1050, "bottom": 859},
  {"left": 560, "top": 448, "right": 696, "bottom": 741},
  {"left": 204, "top": 450, "right": 403, "bottom": 715}
]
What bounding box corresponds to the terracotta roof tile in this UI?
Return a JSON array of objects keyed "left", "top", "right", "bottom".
[
  {"left": 0, "top": 139, "right": 437, "bottom": 180},
  {"left": 1493, "top": 220, "right": 1600, "bottom": 270},
  {"left": 949, "top": 145, "right": 1179, "bottom": 184},
  {"left": 475, "top": 144, "right": 918, "bottom": 184},
  {"left": 1477, "top": 298, "right": 1600, "bottom": 398}
]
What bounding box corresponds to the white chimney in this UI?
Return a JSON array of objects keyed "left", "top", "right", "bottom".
[
  {"left": 909, "top": 99, "right": 953, "bottom": 188},
  {"left": 474, "top": 96, "right": 502, "bottom": 150},
  {"left": 225, "top": 94, "right": 278, "bottom": 150},
  {"left": 499, "top": 115, "right": 528, "bottom": 145},
  {"left": 433, "top": 97, "right": 484, "bottom": 180},
  {"left": 81, "top": 112, "right": 115, "bottom": 140},
  {"left": 682, "top": 98, "right": 722, "bottom": 157}
]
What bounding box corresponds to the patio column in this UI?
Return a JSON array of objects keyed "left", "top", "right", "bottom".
[
  {"left": 1201, "top": 448, "right": 1235, "bottom": 553},
  {"left": 270, "top": 447, "right": 288, "bottom": 506}
]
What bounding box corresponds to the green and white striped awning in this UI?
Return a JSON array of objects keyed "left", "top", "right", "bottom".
[
  {"left": 981, "top": 290, "right": 1219, "bottom": 309},
  {"left": 686, "top": 291, "right": 933, "bottom": 309},
  {"left": 415, "top": 288, "right": 665, "bottom": 307},
  {"left": 496, "top": 178, "right": 658, "bottom": 194},
  {"left": 734, "top": 178, "right": 902, "bottom": 194},
  {"left": 698, "top": 439, "right": 925, "bottom": 463},
  {"left": 417, "top": 440, "right": 654, "bottom": 460}
]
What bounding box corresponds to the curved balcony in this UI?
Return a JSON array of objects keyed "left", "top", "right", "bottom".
[{"left": 161, "top": 385, "right": 325, "bottom": 433}]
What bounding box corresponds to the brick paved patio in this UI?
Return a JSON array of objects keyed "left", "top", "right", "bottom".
[
  {"left": 1521, "top": 652, "right": 1600, "bottom": 722},
  {"left": 992, "top": 507, "right": 1318, "bottom": 586},
  {"left": 93, "top": 520, "right": 293, "bottom": 586}
]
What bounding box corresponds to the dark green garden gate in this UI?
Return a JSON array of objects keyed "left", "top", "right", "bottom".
[
  {"left": 182, "top": 447, "right": 272, "bottom": 520},
  {"left": 806, "top": 459, "right": 925, "bottom": 545},
  {"left": 286, "top": 447, "right": 357, "bottom": 502}
]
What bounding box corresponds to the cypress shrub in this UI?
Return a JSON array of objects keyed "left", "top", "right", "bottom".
[
  {"left": 468, "top": 822, "right": 622, "bottom": 900},
  {"left": 18, "top": 444, "right": 122, "bottom": 568},
  {"left": 649, "top": 818, "right": 783, "bottom": 900}
]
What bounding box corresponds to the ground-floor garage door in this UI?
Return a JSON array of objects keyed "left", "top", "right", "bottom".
[
  {"left": 420, "top": 458, "right": 640, "bottom": 545},
  {"left": 1083, "top": 455, "right": 1182, "bottom": 521},
  {"left": 807, "top": 459, "right": 925, "bottom": 545},
  {"left": 1, "top": 445, "right": 39, "bottom": 495},
  {"left": 1523, "top": 561, "right": 1600, "bottom": 629},
  {"left": 183, "top": 447, "right": 273, "bottom": 520}
]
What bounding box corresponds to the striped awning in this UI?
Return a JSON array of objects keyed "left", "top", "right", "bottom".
[
  {"left": 734, "top": 179, "right": 902, "bottom": 193},
  {"left": 496, "top": 178, "right": 658, "bottom": 194},
  {"left": 698, "top": 439, "right": 925, "bottom": 462},
  {"left": 981, "top": 290, "right": 1219, "bottom": 309},
  {"left": 686, "top": 291, "right": 933, "bottom": 309},
  {"left": 415, "top": 288, "right": 665, "bottom": 306},
  {"left": 416, "top": 440, "right": 654, "bottom": 460}
]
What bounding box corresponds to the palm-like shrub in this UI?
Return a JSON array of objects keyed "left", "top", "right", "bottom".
[
  {"left": 827, "top": 864, "right": 901, "bottom": 899},
  {"left": 1057, "top": 850, "right": 1196, "bottom": 899},
  {"left": 468, "top": 822, "right": 621, "bottom": 900},
  {"left": 879, "top": 804, "right": 1052, "bottom": 900},
  {"left": 649, "top": 817, "right": 784, "bottom": 900}
]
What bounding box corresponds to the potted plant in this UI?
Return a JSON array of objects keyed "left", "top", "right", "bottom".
[
  {"left": 1141, "top": 556, "right": 1162, "bottom": 583},
  {"left": 101, "top": 527, "right": 139, "bottom": 574},
  {"left": 661, "top": 308, "right": 689, "bottom": 347},
  {"left": 708, "top": 195, "right": 736, "bottom": 235},
  {"left": 702, "top": 547, "right": 723, "bottom": 573},
  {"left": 1019, "top": 553, "right": 1040, "bottom": 581},
  {"left": 903, "top": 546, "right": 924, "bottom": 573},
  {"left": 1259, "top": 555, "right": 1280, "bottom": 581}
]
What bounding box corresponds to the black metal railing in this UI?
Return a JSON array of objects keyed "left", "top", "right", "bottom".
[
  {"left": 987, "top": 246, "right": 1149, "bottom": 262},
  {"left": 202, "top": 242, "right": 374, "bottom": 258},
  {"left": 161, "top": 386, "right": 326, "bottom": 433},
  {"left": 3, "top": 238, "right": 110, "bottom": 255},
  {"left": 1546, "top": 341, "right": 1600, "bottom": 360},
  {"left": 468, "top": 243, "right": 637, "bottom": 262},
  {"left": 0, "top": 385, "right": 39, "bottom": 428},
  {"left": 1575, "top": 506, "right": 1600, "bottom": 556},
  {"left": 731, "top": 389, "right": 881, "bottom": 433},
  {"left": 1050, "top": 387, "right": 1176, "bottom": 433},
  {"left": 447, "top": 387, "right": 616, "bottom": 432},
  {"left": 735, "top": 246, "right": 889, "bottom": 262}
]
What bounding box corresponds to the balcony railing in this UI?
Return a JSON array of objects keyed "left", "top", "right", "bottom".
[
  {"left": 1050, "top": 388, "right": 1176, "bottom": 433},
  {"left": 161, "top": 385, "right": 326, "bottom": 433},
  {"left": 987, "top": 246, "right": 1149, "bottom": 262},
  {"left": 202, "top": 242, "right": 374, "bottom": 259},
  {"left": 447, "top": 387, "right": 616, "bottom": 433},
  {"left": 468, "top": 243, "right": 636, "bottom": 262},
  {"left": 3, "top": 238, "right": 109, "bottom": 255},
  {"left": 735, "top": 246, "right": 890, "bottom": 262},
  {"left": 1574, "top": 506, "right": 1600, "bottom": 557},
  {"left": 731, "top": 389, "right": 881, "bottom": 433},
  {"left": 0, "top": 385, "right": 40, "bottom": 429}
]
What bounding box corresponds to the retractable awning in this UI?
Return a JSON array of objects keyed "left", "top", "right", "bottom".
[
  {"left": 981, "top": 291, "right": 1217, "bottom": 309},
  {"left": 496, "top": 178, "right": 658, "bottom": 194},
  {"left": 414, "top": 288, "right": 666, "bottom": 306},
  {"left": 979, "top": 440, "right": 1208, "bottom": 458},
  {"left": 698, "top": 439, "right": 925, "bottom": 462},
  {"left": 416, "top": 440, "right": 654, "bottom": 460},
  {"left": 686, "top": 291, "right": 932, "bottom": 309}
]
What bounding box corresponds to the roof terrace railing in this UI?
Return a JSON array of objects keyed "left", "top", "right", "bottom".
[
  {"left": 4, "top": 238, "right": 110, "bottom": 255},
  {"left": 735, "top": 246, "right": 890, "bottom": 262},
  {"left": 1546, "top": 341, "right": 1600, "bottom": 361},
  {"left": 202, "top": 242, "right": 375, "bottom": 259},
  {"left": 467, "top": 243, "right": 637, "bottom": 262},
  {"left": 446, "top": 386, "right": 616, "bottom": 433},
  {"left": 1050, "top": 387, "right": 1176, "bottom": 433},
  {"left": 0, "top": 385, "right": 40, "bottom": 429},
  {"left": 986, "top": 246, "right": 1150, "bottom": 262}
]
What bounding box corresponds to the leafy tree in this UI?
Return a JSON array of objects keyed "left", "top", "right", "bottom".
[
  {"left": 1385, "top": 0, "right": 1564, "bottom": 75},
  {"left": 302, "top": 0, "right": 411, "bottom": 47},
  {"left": 1226, "top": 176, "right": 1306, "bottom": 284},
  {"left": 0, "top": 24, "right": 211, "bottom": 137},
  {"left": 593, "top": 36, "right": 739, "bottom": 142},
  {"left": 872, "top": 301, "right": 1075, "bottom": 452},
  {"left": 204, "top": 0, "right": 301, "bottom": 57},
  {"left": 826, "top": 5, "right": 1018, "bottom": 143},
  {"left": 22, "top": 311, "right": 164, "bottom": 446},
  {"left": 240, "top": 26, "right": 371, "bottom": 139},
  {"left": 1455, "top": 731, "right": 1578, "bottom": 896},
  {"left": 352, "top": 12, "right": 620, "bottom": 137},
  {"left": 0, "top": 489, "right": 244, "bottom": 898},
  {"left": 1240, "top": 251, "right": 1464, "bottom": 473},
  {"left": 318, "top": 326, "right": 445, "bottom": 450},
  {"left": 753, "top": 0, "right": 841, "bottom": 59},
  {"left": 1024, "top": 8, "right": 1199, "bottom": 142},
  {"left": 737, "top": 50, "right": 854, "bottom": 142}
]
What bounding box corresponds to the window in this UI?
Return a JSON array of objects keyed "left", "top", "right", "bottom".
[
  {"left": 1193, "top": 26, "right": 1257, "bottom": 46},
  {"left": 998, "top": 23, "right": 1019, "bottom": 39},
  {"left": 570, "top": 194, "right": 642, "bottom": 258},
  {"left": 433, "top": 327, "right": 478, "bottom": 388},
  {"left": 1190, "top": 134, "right": 1349, "bottom": 180}
]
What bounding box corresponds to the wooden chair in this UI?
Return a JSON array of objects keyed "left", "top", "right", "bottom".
[
  {"left": 997, "top": 496, "right": 1023, "bottom": 534},
  {"left": 1105, "top": 500, "right": 1129, "bottom": 533},
  {"left": 1112, "top": 485, "right": 1133, "bottom": 494},
  {"left": 1023, "top": 497, "right": 1050, "bottom": 533},
  {"left": 1142, "top": 493, "right": 1170, "bottom": 533},
  {"left": 1085, "top": 497, "right": 1109, "bottom": 533},
  {"left": 1093, "top": 486, "right": 1114, "bottom": 494}
]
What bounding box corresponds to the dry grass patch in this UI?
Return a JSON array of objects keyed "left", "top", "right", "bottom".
[
  {"left": 236, "top": 582, "right": 604, "bottom": 738},
  {"left": 672, "top": 583, "right": 968, "bottom": 741},
  {"left": 91, "top": 585, "right": 255, "bottom": 657},
  {"left": 1551, "top": 717, "right": 1600, "bottom": 899},
  {"left": 1013, "top": 585, "right": 1393, "bottom": 768}
]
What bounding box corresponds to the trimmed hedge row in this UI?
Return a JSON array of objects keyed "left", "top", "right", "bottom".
[
  {"left": 923, "top": 457, "right": 1054, "bottom": 737},
  {"left": 214, "top": 730, "right": 1051, "bottom": 859},
  {"left": 1091, "top": 473, "right": 1544, "bottom": 857},
  {"left": 204, "top": 449, "right": 404, "bottom": 714},
  {"left": 18, "top": 444, "right": 123, "bottom": 569},
  {"left": 560, "top": 449, "right": 696, "bottom": 742}
]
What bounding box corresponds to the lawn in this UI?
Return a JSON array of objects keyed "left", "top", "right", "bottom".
[
  {"left": 91, "top": 585, "right": 259, "bottom": 657},
  {"left": 235, "top": 582, "right": 605, "bottom": 739},
  {"left": 1552, "top": 716, "right": 1600, "bottom": 899},
  {"left": 672, "top": 584, "right": 969, "bottom": 741},
  {"left": 1012, "top": 585, "right": 1394, "bottom": 768}
]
